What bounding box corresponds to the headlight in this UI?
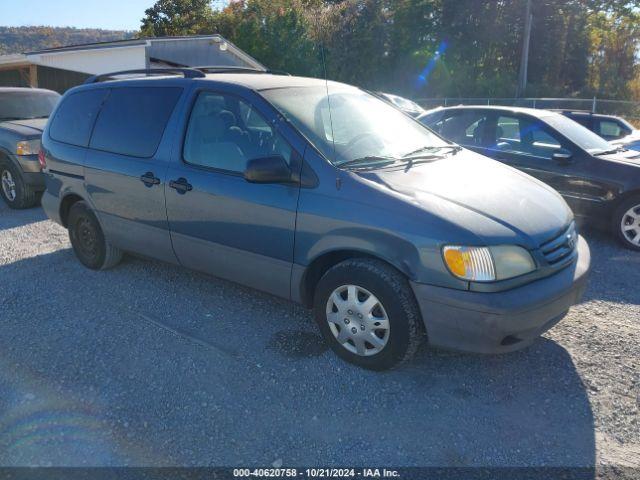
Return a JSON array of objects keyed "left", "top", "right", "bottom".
[
  {"left": 443, "top": 245, "right": 536, "bottom": 282},
  {"left": 16, "top": 139, "right": 41, "bottom": 156}
]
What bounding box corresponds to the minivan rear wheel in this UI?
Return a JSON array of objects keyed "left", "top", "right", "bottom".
[
  {"left": 68, "top": 201, "right": 123, "bottom": 270},
  {"left": 613, "top": 196, "right": 640, "bottom": 251},
  {"left": 313, "top": 258, "right": 423, "bottom": 370}
]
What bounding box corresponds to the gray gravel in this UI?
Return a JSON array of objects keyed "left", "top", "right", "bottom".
[{"left": 0, "top": 200, "right": 638, "bottom": 468}]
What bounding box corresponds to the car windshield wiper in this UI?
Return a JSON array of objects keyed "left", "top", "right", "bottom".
[
  {"left": 594, "top": 148, "right": 621, "bottom": 156},
  {"left": 336, "top": 156, "right": 398, "bottom": 169},
  {"left": 401, "top": 145, "right": 461, "bottom": 158}
]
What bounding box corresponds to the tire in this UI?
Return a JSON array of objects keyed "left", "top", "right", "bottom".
[
  {"left": 67, "top": 201, "right": 123, "bottom": 270},
  {"left": 0, "top": 160, "right": 39, "bottom": 209},
  {"left": 613, "top": 196, "right": 640, "bottom": 251},
  {"left": 313, "top": 258, "right": 423, "bottom": 370}
]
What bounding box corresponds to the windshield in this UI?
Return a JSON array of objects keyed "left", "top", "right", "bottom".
[
  {"left": 543, "top": 113, "right": 613, "bottom": 153},
  {"left": 0, "top": 91, "right": 60, "bottom": 121},
  {"left": 262, "top": 86, "right": 449, "bottom": 166}
]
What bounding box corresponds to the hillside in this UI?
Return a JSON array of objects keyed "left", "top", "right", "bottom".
[{"left": 0, "top": 26, "right": 136, "bottom": 55}]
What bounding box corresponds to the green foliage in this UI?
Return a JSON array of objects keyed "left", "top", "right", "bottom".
[
  {"left": 211, "top": 0, "right": 321, "bottom": 76},
  {"left": 139, "top": 0, "right": 214, "bottom": 36},
  {"left": 0, "top": 26, "right": 135, "bottom": 55},
  {"left": 135, "top": 0, "right": 640, "bottom": 100}
]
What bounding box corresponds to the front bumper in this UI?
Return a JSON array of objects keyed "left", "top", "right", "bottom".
[{"left": 411, "top": 235, "right": 590, "bottom": 354}]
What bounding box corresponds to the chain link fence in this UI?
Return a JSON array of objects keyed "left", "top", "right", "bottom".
[{"left": 415, "top": 97, "right": 640, "bottom": 126}]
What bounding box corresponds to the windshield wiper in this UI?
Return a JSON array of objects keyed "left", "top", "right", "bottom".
[
  {"left": 594, "top": 148, "right": 621, "bottom": 156},
  {"left": 401, "top": 145, "right": 461, "bottom": 158},
  {"left": 336, "top": 156, "right": 398, "bottom": 169}
]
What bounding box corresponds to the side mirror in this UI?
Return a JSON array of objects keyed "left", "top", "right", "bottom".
[
  {"left": 244, "top": 155, "right": 293, "bottom": 184},
  {"left": 552, "top": 149, "right": 573, "bottom": 163}
]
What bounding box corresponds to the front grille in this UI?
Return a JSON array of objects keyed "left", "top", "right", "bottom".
[{"left": 540, "top": 222, "right": 577, "bottom": 266}]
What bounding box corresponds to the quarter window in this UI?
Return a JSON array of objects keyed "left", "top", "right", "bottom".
[
  {"left": 49, "top": 89, "right": 108, "bottom": 147},
  {"left": 89, "top": 87, "right": 182, "bottom": 158},
  {"left": 183, "top": 92, "right": 292, "bottom": 173}
]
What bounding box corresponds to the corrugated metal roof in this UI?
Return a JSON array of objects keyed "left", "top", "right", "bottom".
[
  {"left": 0, "top": 54, "right": 30, "bottom": 67},
  {"left": 147, "top": 36, "right": 264, "bottom": 70},
  {"left": 24, "top": 35, "right": 264, "bottom": 70}
]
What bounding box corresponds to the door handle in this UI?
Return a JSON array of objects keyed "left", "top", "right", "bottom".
[
  {"left": 140, "top": 171, "right": 160, "bottom": 187},
  {"left": 169, "top": 177, "right": 193, "bottom": 194}
]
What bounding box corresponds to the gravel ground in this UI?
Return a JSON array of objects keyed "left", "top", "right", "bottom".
[{"left": 0, "top": 200, "right": 638, "bottom": 470}]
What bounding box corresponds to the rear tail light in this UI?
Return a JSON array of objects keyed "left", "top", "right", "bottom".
[{"left": 38, "top": 149, "right": 47, "bottom": 170}]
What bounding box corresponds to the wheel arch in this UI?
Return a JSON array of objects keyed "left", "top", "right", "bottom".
[
  {"left": 0, "top": 146, "right": 20, "bottom": 170},
  {"left": 614, "top": 188, "right": 640, "bottom": 209},
  {"left": 59, "top": 192, "right": 87, "bottom": 228},
  {"left": 297, "top": 248, "right": 415, "bottom": 308}
]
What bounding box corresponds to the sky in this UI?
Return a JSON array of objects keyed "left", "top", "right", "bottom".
[{"left": 0, "top": 0, "right": 228, "bottom": 31}]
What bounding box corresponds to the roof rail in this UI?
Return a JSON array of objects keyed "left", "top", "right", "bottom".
[
  {"left": 194, "top": 66, "right": 290, "bottom": 76},
  {"left": 84, "top": 68, "right": 205, "bottom": 84}
]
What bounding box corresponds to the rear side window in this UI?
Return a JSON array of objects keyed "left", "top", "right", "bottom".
[
  {"left": 49, "top": 89, "right": 108, "bottom": 147},
  {"left": 90, "top": 87, "right": 182, "bottom": 158},
  {"left": 432, "top": 111, "right": 490, "bottom": 146}
]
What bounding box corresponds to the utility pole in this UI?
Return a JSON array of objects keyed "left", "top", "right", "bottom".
[{"left": 516, "top": 0, "right": 533, "bottom": 98}]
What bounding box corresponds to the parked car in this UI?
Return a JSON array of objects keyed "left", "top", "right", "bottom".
[
  {"left": 41, "top": 69, "right": 589, "bottom": 370},
  {"left": 375, "top": 92, "right": 426, "bottom": 117},
  {"left": 419, "top": 106, "right": 640, "bottom": 250},
  {"left": 0, "top": 87, "right": 61, "bottom": 208},
  {"left": 555, "top": 110, "right": 640, "bottom": 151}
]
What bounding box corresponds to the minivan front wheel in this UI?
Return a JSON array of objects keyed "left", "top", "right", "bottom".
[
  {"left": 614, "top": 196, "right": 640, "bottom": 251},
  {"left": 68, "top": 201, "right": 123, "bottom": 270},
  {"left": 314, "top": 259, "right": 423, "bottom": 370}
]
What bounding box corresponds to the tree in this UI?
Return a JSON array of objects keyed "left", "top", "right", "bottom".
[
  {"left": 140, "top": 0, "right": 214, "bottom": 37},
  {"left": 211, "top": 0, "right": 320, "bottom": 76},
  {"left": 137, "top": 0, "right": 640, "bottom": 101}
]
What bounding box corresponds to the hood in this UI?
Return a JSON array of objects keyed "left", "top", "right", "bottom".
[
  {"left": 0, "top": 118, "right": 48, "bottom": 137},
  {"left": 355, "top": 150, "right": 573, "bottom": 248},
  {"left": 612, "top": 131, "right": 640, "bottom": 148},
  {"left": 598, "top": 148, "right": 640, "bottom": 166}
]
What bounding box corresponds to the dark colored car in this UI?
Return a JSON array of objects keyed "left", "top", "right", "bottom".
[
  {"left": 419, "top": 106, "right": 640, "bottom": 250},
  {"left": 556, "top": 110, "right": 639, "bottom": 149},
  {"left": 41, "top": 69, "right": 589, "bottom": 369},
  {"left": 0, "top": 87, "right": 61, "bottom": 208}
]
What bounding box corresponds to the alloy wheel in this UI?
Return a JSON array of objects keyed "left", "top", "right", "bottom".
[
  {"left": 325, "top": 284, "right": 390, "bottom": 356},
  {"left": 620, "top": 204, "right": 640, "bottom": 247},
  {"left": 1, "top": 169, "right": 16, "bottom": 202}
]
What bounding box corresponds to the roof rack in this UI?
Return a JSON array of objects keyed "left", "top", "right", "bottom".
[
  {"left": 84, "top": 68, "right": 205, "bottom": 84},
  {"left": 194, "top": 66, "right": 290, "bottom": 76}
]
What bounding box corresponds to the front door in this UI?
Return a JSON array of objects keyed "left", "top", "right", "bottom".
[
  {"left": 479, "top": 113, "right": 613, "bottom": 218},
  {"left": 165, "top": 89, "right": 302, "bottom": 299}
]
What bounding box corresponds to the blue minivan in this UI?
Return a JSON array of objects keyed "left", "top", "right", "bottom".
[{"left": 40, "top": 68, "right": 590, "bottom": 370}]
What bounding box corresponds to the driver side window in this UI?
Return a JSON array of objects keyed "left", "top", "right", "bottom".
[
  {"left": 491, "top": 115, "right": 564, "bottom": 160},
  {"left": 183, "top": 92, "right": 292, "bottom": 173}
]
